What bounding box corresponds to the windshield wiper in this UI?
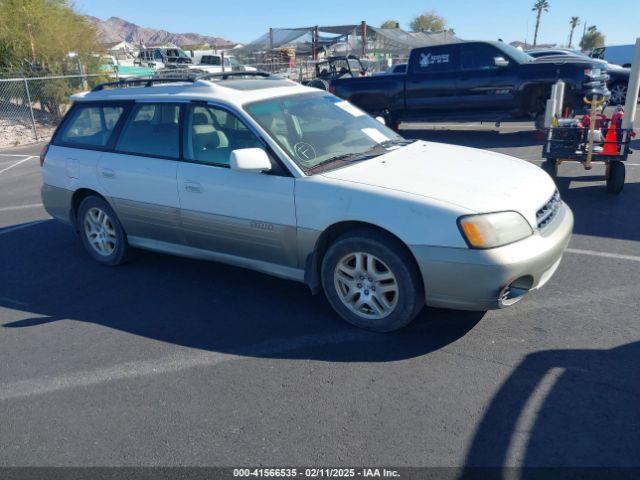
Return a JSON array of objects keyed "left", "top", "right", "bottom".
[
  {"left": 379, "top": 139, "right": 415, "bottom": 148},
  {"left": 307, "top": 151, "right": 382, "bottom": 173}
]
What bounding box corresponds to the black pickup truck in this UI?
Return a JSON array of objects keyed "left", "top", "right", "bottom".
[{"left": 330, "top": 41, "right": 608, "bottom": 129}]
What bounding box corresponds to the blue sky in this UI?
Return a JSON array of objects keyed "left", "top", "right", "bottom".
[{"left": 75, "top": 0, "right": 639, "bottom": 46}]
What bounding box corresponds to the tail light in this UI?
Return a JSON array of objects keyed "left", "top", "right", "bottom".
[
  {"left": 329, "top": 84, "right": 336, "bottom": 95},
  {"left": 39, "top": 143, "right": 49, "bottom": 167}
]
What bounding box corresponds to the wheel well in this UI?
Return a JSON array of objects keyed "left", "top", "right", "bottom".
[
  {"left": 305, "top": 221, "right": 423, "bottom": 293},
  {"left": 70, "top": 188, "right": 107, "bottom": 228},
  {"left": 522, "top": 84, "right": 552, "bottom": 114}
]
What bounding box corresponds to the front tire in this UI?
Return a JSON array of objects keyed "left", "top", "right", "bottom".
[
  {"left": 77, "top": 196, "right": 132, "bottom": 266},
  {"left": 321, "top": 230, "right": 424, "bottom": 332}
]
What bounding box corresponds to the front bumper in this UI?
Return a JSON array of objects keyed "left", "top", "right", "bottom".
[{"left": 409, "top": 202, "right": 574, "bottom": 311}]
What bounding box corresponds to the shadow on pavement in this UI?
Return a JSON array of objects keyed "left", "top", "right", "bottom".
[
  {"left": 461, "top": 341, "right": 640, "bottom": 473},
  {"left": 555, "top": 172, "right": 640, "bottom": 243},
  {"left": 0, "top": 220, "right": 484, "bottom": 362}
]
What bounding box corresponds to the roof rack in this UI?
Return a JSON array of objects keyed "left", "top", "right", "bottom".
[
  {"left": 91, "top": 71, "right": 272, "bottom": 92},
  {"left": 91, "top": 77, "right": 195, "bottom": 92}
]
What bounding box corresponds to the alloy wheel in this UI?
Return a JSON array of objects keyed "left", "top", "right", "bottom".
[
  {"left": 333, "top": 252, "right": 399, "bottom": 319},
  {"left": 84, "top": 207, "right": 117, "bottom": 256},
  {"left": 610, "top": 84, "right": 627, "bottom": 105}
]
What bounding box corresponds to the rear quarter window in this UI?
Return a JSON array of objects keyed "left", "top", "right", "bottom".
[{"left": 57, "top": 104, "right": 124, "bottom": 148}]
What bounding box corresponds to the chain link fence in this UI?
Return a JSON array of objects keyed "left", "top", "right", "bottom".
[
  {"left": 0, "top": 58, "right": 394, "bottom": 148},
  {"left": 0, "top": 73, "right": 110, "bottom": 148}
]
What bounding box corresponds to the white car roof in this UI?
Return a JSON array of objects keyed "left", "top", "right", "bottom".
[{"left": 71, "top": 77, "right": 317, "bottom": 109}]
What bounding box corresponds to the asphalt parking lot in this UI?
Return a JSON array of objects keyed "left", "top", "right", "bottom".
[{"left": 1, "top": 126, "right": 639, "bottom": 469}]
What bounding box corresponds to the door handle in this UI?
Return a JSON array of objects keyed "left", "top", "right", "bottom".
[
  {"left": 101, "top": 168, "right": 115, "bottom": 179},
  {"left": 184, "top": 181, "right": 202, "bottom": 193}
]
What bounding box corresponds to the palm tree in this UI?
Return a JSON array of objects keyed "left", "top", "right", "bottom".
[
  {"left": 568, "top": 16, "right": 580, "bottom": 48},
  {"left": 531, "top": 0, "right": 550, "bottom": 47}
]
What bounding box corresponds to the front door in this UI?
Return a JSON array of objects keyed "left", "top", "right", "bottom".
[
  {"left": 177, "top": 103, "right": 298, "bottom": 268},
  {"left": 457, "top": 43, "right": 519, "bottom": 112}
]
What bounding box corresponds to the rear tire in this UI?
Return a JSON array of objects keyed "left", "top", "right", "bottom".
[
  {"left": 321, "top": 229, "right": 424, "bottom": 332},
  {"left": 77, "top": 196, "right": 133, "bottom": 266},
  {"left": 606, "top": 161, "right": 625, "bottom": 194}
]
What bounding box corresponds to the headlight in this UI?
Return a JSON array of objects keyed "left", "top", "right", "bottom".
[{"left": 458, "top": 211, "right": 533, "bottom": 249}]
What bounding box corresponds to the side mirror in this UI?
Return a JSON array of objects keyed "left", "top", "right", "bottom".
[
  {"left": 375, "top": 116, "right": 386, "bottom": 125},
  {"left": 494, "top": 56, "right": 510, "bottom": 68},
  {"left": 230, "top": 148, "right": 272, "bottom": 174}
]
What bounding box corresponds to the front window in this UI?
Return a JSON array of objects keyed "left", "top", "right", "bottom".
[
  {"left": 183, "top": 104, "right": 264, "bottom": 166},
  {"left": 461, "top": 44, "right": 503, "bottom": 71},
  {"left": 245, "top": 92, "right": 407, "bottom": 173}
]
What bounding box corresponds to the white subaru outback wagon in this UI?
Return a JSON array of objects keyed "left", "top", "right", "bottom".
[{"left": 41, "top": 73, "right": 573, "bottom": 332}]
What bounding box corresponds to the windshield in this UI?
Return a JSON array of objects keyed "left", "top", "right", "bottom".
[{"left": 245, "top": 92, "right": 406, "bottom": 173}]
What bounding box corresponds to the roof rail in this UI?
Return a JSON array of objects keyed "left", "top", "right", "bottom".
[
  {"left": 91, "top": 77, "right": 196, "bottom": 92},
  {"left": 90, "top": 71, "right": 273, "bottom": 92},
  {"left": 197, "top": 71, "right": 271, "bottom": 80}
]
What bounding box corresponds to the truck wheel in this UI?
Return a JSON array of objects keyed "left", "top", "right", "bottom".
[
  {"left": 321, "top": 229, "right": 424, "bottom": 332},
  {"left": 606, "top": 161, "right": 625, "bottom": 194},
  {"left": 534, "top": 112, "right": 545, "bottom": 131},
  {"left": 609, "top": 82, "right": 627, "bottom": 106}
]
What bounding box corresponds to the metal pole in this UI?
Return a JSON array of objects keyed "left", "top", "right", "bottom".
[
  {"left": 23, "top": 76, "right": 38, "bottom": 141},
  {"left": 554, "top": 81, "right": 565, "bottom": 117},
  {"left": 269, "top": 28, "right": 274, "bottom": 51},
  {"left": 221, "top": 51, "right": 225, "bottom": 72},
  {"left": 585, "top": 96, "right": 598, "bottom": 170},
  {"left": 361, "top": 21, "right": 367, "bottom": 57},
  {"left": 621, "top": 37, "right": 640, "bottom": 132},
  {"left": 544, "top": 98, "right": 556, "bottom": 128},
  {"left": 314, "top": 26, "right": 319, "bottom": 61}
]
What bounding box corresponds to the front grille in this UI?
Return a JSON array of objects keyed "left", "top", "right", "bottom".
[{"left": 536, "top": 190, "right": 561, "bottom": 229}]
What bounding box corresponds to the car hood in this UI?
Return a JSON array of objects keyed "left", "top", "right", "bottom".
[
  {"left": 320, "top": 141, "right": 556, "bottom": 227},
  {"left": 529, "top": 56, "right": 604, "bottom": 68}
]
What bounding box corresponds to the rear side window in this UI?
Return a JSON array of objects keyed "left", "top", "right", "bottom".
[
  {"left": 412, "top": 46, "right": 457, "bottom": 74},
  {"left": 115, "top": 103, "right": 180, "bottom": 159},
  {"left": 58, "top": 105, "right": 124, "bottom": 147}
]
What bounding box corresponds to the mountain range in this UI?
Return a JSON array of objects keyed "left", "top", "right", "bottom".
[{"left": 86, "top": 16, "right": 236, "bottom": 47}]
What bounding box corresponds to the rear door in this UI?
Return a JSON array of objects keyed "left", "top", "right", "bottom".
[
  {"left": 97, "top": 102, "right": 183, "bottom": 244},
  {"left": 457, "top": 43, "right": 519, "bottom": 112},
  {"left": 404, "top": 44, "right": 461, "bottom": 115}
]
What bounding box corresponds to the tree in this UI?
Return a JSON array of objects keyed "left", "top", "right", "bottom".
[
  {"left": 0, "top": 0, "right": 98, "bottom": 72},
  {"left": 380, "top": 20, "right": 399, "bottom": 29},
  {"left": 579, "top": 25, "right": 605, "bottom": 51},
  {"left": 410, "top": 11, "right": 449, "bottom": 33},
  {"left": 568, "top": 16, "right": 580, "bottom": 48},
  {"left": 531, "top": 0, "right": 550, "bottom": 48}
]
